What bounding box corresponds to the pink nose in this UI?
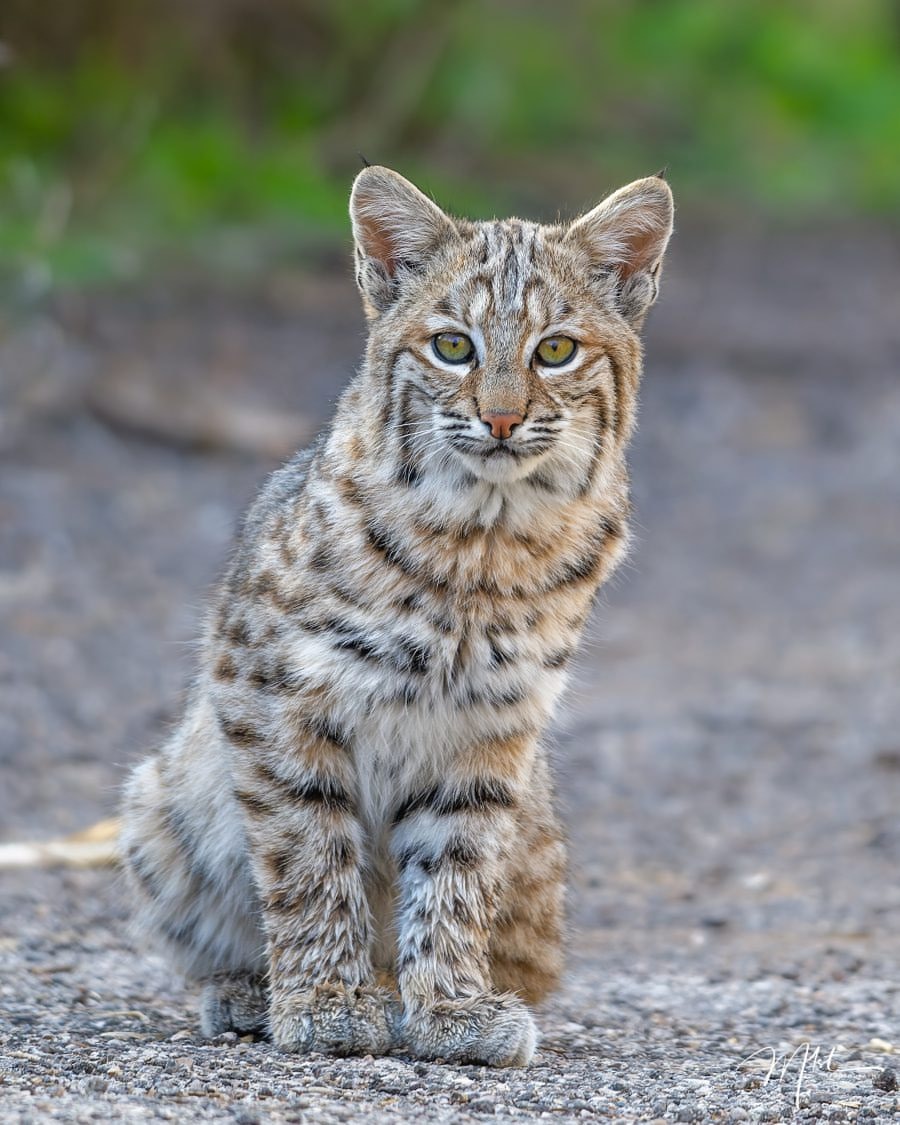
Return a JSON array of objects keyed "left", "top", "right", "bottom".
[{"left": 480, "top": 411, "right": 524, "bottom": 440}]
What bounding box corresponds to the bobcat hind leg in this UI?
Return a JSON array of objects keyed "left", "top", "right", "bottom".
[
  {"left": 200, "top": 971, "right": 269, "bottom": 1037},
  {"left": 489, "top": 805, "right": 567, "bottom": 1006}
]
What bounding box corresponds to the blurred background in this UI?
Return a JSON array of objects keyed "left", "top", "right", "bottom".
[
  {"left": 1, "top": 0, "right": 900, "bottom": 294},
  {"left": 2, "top": 0, "right": 900, "bottom": 981}
]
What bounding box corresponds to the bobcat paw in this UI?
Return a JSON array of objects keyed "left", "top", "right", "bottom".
[
  {"left": 200, "top": 971, "right": 269, "bottom": 1038},
  {"left": 270, "top": 984, "right": 399, "bottom": 1056},
  {"left": 401, "top": 993, "right": 538, "bottom": 1067}
]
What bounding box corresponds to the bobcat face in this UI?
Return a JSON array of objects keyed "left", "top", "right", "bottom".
[
  {"left": 384, "top": 224, "right": 610, "bottom": 485},
  {"left": 351, "top": 168, "right": 673, "bottom": 488}
]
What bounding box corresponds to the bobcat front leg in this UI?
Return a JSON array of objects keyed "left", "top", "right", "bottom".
[
  {"left": 229, "top": 716, "right": 395, "bottom": 1055},
  {"left": 390, "top": 731, "right": 539, "bottom": 1066}
]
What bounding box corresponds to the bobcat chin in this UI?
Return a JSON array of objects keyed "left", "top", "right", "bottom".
[{"left": 121, "top": 166, "right": 673, "bottom": 1066}]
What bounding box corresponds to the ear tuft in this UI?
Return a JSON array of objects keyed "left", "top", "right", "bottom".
[
  {"left": 567, "top": 176, "right": 674, "bottom": 327},
  {"left": 349, "top": 167, "right": 456, "bottom": 315}
]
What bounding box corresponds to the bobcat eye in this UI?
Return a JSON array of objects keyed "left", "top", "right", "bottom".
[
  {"left": 535, "top": 336, "right": 576, "bottom": 367},
  {"left": 432, "top": 332, "right": 474, "bottom": 364}
]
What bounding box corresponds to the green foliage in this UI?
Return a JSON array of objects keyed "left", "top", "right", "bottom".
[{"left": 1, "top": 0, "right": 898, "bottom": 292}]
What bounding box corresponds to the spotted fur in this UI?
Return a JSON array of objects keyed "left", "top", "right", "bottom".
[{"left": 121, "top": 166, "right": 673, "bottom": 1066}]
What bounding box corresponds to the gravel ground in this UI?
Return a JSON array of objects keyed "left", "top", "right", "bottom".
[{"left": 2, "top": 220, "right": 900, "bottom": 1122}]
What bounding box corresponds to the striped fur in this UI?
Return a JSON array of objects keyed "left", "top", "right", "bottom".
[{"left": 121, "top": 167, "right": 673, "bottom": 1066}]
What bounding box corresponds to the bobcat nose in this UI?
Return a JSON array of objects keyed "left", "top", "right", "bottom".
[{"left": 480, "top": 411, "right": 524, "bottom": 441}]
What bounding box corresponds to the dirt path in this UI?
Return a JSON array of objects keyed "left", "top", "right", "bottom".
[{"left": 2, "top": 222, "right": 900, "bottom": 1121}]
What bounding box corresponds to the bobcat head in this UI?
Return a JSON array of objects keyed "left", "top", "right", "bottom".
[{"left": 350, "top": 167, "right": 673, "bottom": 488}]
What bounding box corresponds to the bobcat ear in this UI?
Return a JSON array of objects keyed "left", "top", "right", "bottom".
[
  {"left": 567, "top": 176, "right": 674, "bottom": 328},
  {"left": 350, "top": 166, "right": 457, "bottom": 315}
]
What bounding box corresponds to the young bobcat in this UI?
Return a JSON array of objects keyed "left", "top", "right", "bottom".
[{"left": 121, "top": 166, "right": 673, "bottom": 1066}]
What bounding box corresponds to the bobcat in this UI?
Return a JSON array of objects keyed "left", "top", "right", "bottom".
[{"left": 121, "top": 166, "right": 673, "bottom": 1066}]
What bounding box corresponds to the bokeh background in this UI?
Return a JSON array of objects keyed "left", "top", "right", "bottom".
[{"left": 2, "top": 0, "right": 900, "bottom": 295}]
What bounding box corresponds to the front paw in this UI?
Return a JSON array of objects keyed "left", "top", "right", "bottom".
[
  {"left": 401, "top": 993, "right": 538, "bottom": 1067},
  {"left": 270, "top": 984, "right": 400, "bottom": 1057}
]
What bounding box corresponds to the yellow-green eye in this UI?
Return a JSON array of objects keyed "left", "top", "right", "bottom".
[
  {"left": 433, "top": 332, "right": 474, "bottom": 365},
  {"left": 535, "top": 336, "right": 577, "bottom": 367}
]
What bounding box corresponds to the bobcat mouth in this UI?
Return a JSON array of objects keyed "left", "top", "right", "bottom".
[
  {"left": 447, "top": 433, "right": 536, "bottom": 455},
  {"left": 447, "top": 436, "right": 558, "bottom": 486},
  {"left": 451, "top": 438, "right": 552, "bottom": 462},
  {"left": 480, "top": 444, "right": 521, "bottom": 458}
]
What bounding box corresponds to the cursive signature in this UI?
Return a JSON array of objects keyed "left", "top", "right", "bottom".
[{"left": 739, "top": 1042, "right": 839, "bottom": 1109}]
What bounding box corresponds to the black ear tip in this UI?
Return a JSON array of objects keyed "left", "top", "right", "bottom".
[
  {"left": 358, "top": 152, "right": 372, "bottom": 169},
  {"left": 654, "top": 166, "right": 669, "bottom": 181}
]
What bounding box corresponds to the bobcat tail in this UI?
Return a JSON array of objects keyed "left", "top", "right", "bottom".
[{"left": 0, "top": 817, "right": 120, "bottom": 869}]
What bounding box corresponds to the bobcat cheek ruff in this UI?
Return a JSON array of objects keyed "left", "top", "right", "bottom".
[{"left": 121, "top": 166, "right": 673, "bottom": 1067}]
